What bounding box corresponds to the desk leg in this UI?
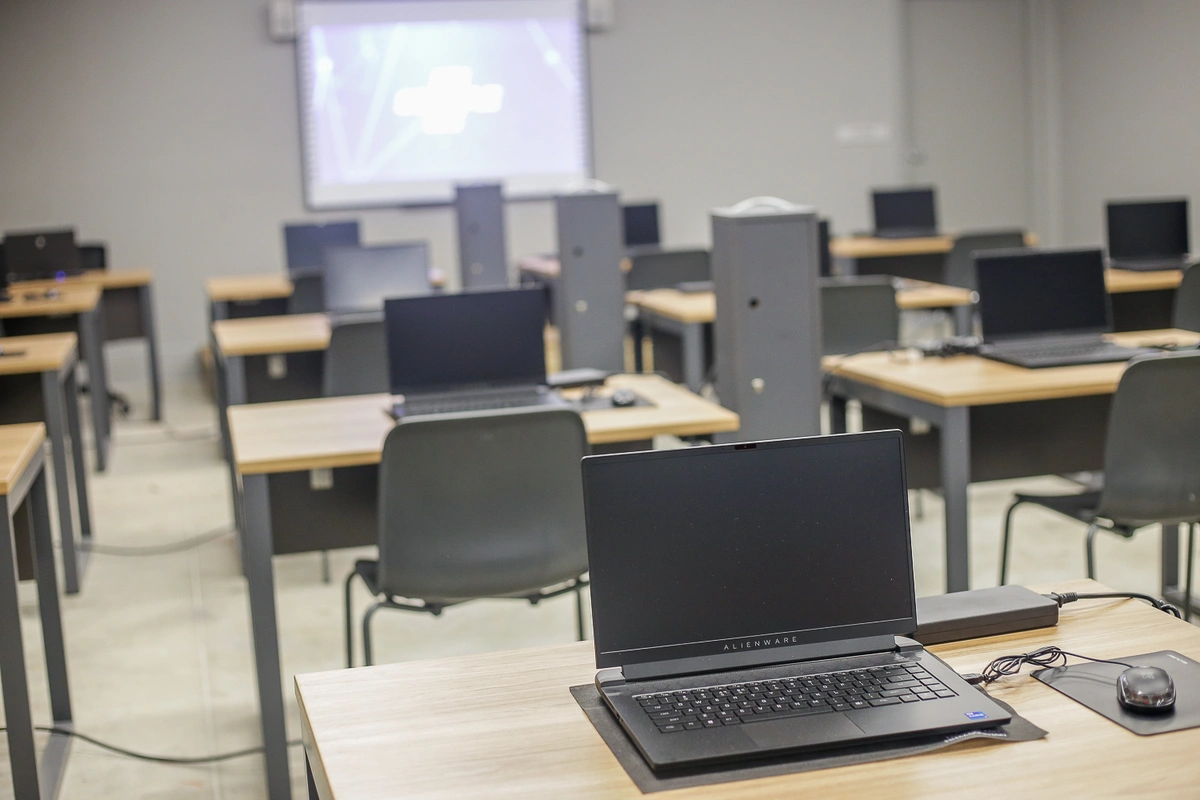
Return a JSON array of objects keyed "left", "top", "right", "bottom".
[
  {"left": 243, "top": 473, "right": 293, "bottom": 800},
  {"left": 211, "top": 299, "right": 229, "bottom": 322},
  {"left": 31, "top": 468, "right": 73, "bottom": 728},
  {"left": 953, "top": 305, "right": 973, "bottom": 337},
  {"left": 140, "top": 284, "right": 163, "bottom": 422},
  {"left": 224, "top": 355, "right": 247, "bottom": 544},
  {"left": 0, "top": 497, "right": 41, "bottom": 800},
  {"left": 682, "top": 322, "right": 705, "bottom": 393},
  {"left": 630, "top": 316, "right": 644, "bottom": 374},
  {"left": 42, "top": 370, "right": 81, "bottom": 595},
  {"left": 80, "top": 305, "right": 110, "bottom": 472},
  {"left": 306, "top": 754, "right": 320, "bottom": 800},
  {"left": 829, "top": 396, "right": 848, "bottom": 434},
  {"left": 940, "top": 406, "right": 972, "bottom": 592},
  {"left": 65, "top": 368, "right": 93, "bottom": 542}
]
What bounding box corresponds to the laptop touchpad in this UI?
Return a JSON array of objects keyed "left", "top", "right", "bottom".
[{"left": 743, "top": 714, "right": 865, "bottom": 750}]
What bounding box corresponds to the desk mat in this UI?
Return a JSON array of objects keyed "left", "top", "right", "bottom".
[
  {"left": 571, "top": 684, "right": 1045, "bottom": 793},
  {"left": 570, "top": 391, "right": 654, "bottom": 412},
  {"left": 1034, "top": 650, "right": 1200, "bottom": 736}
]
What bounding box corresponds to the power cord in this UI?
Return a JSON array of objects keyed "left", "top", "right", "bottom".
[
  {"left": 1044, "top": 590, "right": 1182, "bottom": 619},
  {"left": 74, "top": 526, "right": 234, "bottom": 557},
  {"left": 0, "top": 726, "right": 301, "bottom": 765},
  {"left": 963, "top": 646, "right": 1135, "bottom": 686}
]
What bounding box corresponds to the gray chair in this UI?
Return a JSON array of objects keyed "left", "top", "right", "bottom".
[
  {"left": 624, "top": 248, "right": 710, "bottom": 291},
  {"left": 322, "top": 316, "right": 388, "bottom": 397},
  {"left": 287, "top": 268, "right": 325, "bottom": 315},
  {"left": 944, "top": 230, "right": 1027, "bottom": 291},
  {"left": 1173, "top": 263, "right": 1200, "bottom": 332},
  {"left": 345, "top": 407, "right": 591, "bottom": 666},
  {"left": 819, "top": 276, "right": 899, "bottom": 355},
  {"left": 999, "top": 351, "right": 1200, "bottom": 618}
]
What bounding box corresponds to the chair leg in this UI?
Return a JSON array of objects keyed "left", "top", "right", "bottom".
[
  {"left": 999, "top": 501, "right": 1023, "bottom": 586},
  {"left": 1185, "top": 523, "right": 1196, "bottom": 624},
  {"left": 363, "top": 602, "right": 387, "bottom": 667},
  {"left": 344, "top": 570, "right": 358, "bottom": 668},
  {"left": 914, "top": 491, "right": 925, "bottom": 521},
  {"left": 1085, "top": 523, "right": 1101, "bottom": 580},
  {"left": 321, "top": 551, "right": 331, "bottom": 584},
  {"left": 575, "top": 585, "right": 585, "bottom": 642}
]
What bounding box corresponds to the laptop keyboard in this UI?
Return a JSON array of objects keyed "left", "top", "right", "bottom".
[
  {"left": 989, "top": 339, "right": 1135, "bottom": 362},
  {"left": 636, "top": 663, "right": 955, "bottom": 733},
  {"left": 399, "top": 391, "right": 550, "bottom": 416}
]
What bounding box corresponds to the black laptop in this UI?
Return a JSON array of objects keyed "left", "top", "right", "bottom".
[
  {"left": 583, "top": 430, "right": 1009, "bottom": 771},
  {"left": 623, "top": 203, "right": 661, "bottom": 249},
  {"left": 384, "top": 287, "right": 566, "bottom": 417},
  {"left": 872, "top": 188, "right": 939, "bottom": 239},
  {"left": 976, "top": 248, "right": 1157, "bottom": 369},
  {"left": 322, "top": 242, "right": 431, "bottom": 315},
  {"left": 3, "top": 229, "right": 82, "bottom": 282},
  {"left": 1106, "top": 198, "right": 1191, "bottom": 272},
  {"left": 283, "top": 220, "right": 360, "bottom": 273}
]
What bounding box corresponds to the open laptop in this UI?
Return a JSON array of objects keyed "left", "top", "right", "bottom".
[
  {"left": 385, "top": 287, "right": 566, "bottom": 417},
  {"left": 1106, "top": 198, "right": 1191, "bottom": 272},
  {"left": 3, "top": 229, "right": 81, "bottom": 282},
  {"left": 322, "top": 242, "right": 430, "bottom": 315},
  {"left": 976, "top": 248, "right": 1157, "bottom": 369},
  {"left": 872, "top": 188, "right": 939, "bottom": 239},
  {"left": 623, "top": 203, "right": 661, "bottom": 249},
  {"left": 583, "top": 430, "right": 1009, "bottom": 771},
  {"left": 283, "top": 220, "right": 360, "bottom": 273}
]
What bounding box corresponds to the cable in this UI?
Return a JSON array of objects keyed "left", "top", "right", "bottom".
[
  {"left": 1045, "top": 590, "right": 1182, "bottom": 619},
  {"left": 0, "top": 726, "right": 301, "bottom": 765},
  {"left": 77, "top": 526, "right": 234, "bottom": 557},
  {"left": 966, "top": 645, "right": 1135, "bottom": 686}
]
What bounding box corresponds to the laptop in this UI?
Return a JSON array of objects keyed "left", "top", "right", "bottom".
[
  {"left": 3, "top": 229, "right": 81, "bottom": 282},
  {"left": 283, "top": 220, "right": 360, "bottom": 273},
  {"left": 1106, "top": 198, "right": 1191, "bottom": 272},
  {"left": 872, "top": 188, "right": 939, "bottom": 239},
  {"left": 623, "top": 203, "right": 661, "bottom": 249},
  {"left": 583, "top": 430, "right": 1009, "bottom": 771},
  {"left": 322, "top": 242, "right": 430, "bottom": 314},
  {"left": 385, "top": 287, "right": 566, "bottom": 417},
  {"left": 976, "top": 248, "right": 1158, "bottom": 369}
]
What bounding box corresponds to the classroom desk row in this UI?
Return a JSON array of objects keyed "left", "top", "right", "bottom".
[
  {"left": 297, "top": 578, "right": 1199, "bottom": 800},
  {"left": 226, "top": 374, "right": 740, "bottom": 800}
]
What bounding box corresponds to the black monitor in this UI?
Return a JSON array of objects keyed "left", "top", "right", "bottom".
[
  {"left": 3, "top": 229, "right": 81, "bottom": 282},
  {"left": 622, "top": 203, "right": 661, "bottom": 248},
  {"left": 975, "top": 248, "right": 1112, "bottom": 341},
  {"left": 384, "top": 287, "right": 547, "bottom": 395},
  {"left": 1106, "top": 198, "right": 1189, "bottom": 260},
  {"left": 872, "top": 188, "right": 938, "bottom": 234},
  {"left": 322, "top": 242, "right": 430, "bottom": 314},
  {"left": 583, "top": 431, "right": 915, "bottom": 669},
  {"left": 79, "top": 243, "right": 107, "bottom": 272},
  {"left": 283, "top": 220, "right": 361, "bottom": 272}
]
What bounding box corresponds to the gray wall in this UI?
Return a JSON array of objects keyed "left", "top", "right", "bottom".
[{"left": 0, "top": 0, "right": 906, "bottom": 379}]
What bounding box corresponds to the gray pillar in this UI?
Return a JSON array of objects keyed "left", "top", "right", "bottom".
[
  {"left": 711, "top": 197, "right": 823, "bottom": 442},
  {"left": 554, "top": 188, "right": 625, "bottom": 372},
  {"left": 455, "top": 183, "right": 509, "bottom": 290}
]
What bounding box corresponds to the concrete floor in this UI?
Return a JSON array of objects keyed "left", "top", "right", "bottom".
[{"left": 0, "top": 368, "right": 1192, "bottom": 799}]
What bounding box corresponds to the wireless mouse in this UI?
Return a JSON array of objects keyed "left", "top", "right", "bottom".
[
  {"left": 1117, "top": 666, "right": 1175, "bottom": 713},
  {"left": 610, "top": 389, "right": 637, "bottom": 408}
]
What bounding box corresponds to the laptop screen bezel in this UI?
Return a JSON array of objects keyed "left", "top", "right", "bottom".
[
  {"left": 582, "top": 430, "right": 917, "bottom": 672},
  {"left": 871, "top": 187, "right": 938, "bottom": 234}
]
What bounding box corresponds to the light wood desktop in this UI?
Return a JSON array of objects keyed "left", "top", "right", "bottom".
[
  {"left": 0, "top": 333, "right": 92, "bottom": 593},
  {"left": 297, "top": 579, "right": 1197, "bottom": 800},
  {"left": 1105, "top": 268, "right": 1184, "bottom": 294},
  {"left": 206, "top": 274, "right": 294, "bottom": 305},
  {"left": 829, "top": 231, "right": 1040, "bottom": 260},
  {"left": 0, "top": 423, "right": 73, "bottom": 800},
  {"left": 228, "top": 374, "right": 739, "bottom": 800},
  {"left": 0, "top": 285, "right": 112, "bottom": 470},
  {"left": 825, "top": 328, "right": 1200, "bottom": 595},
  {"left": 212, "top": 313, "right": 331, "bottom": 357}
]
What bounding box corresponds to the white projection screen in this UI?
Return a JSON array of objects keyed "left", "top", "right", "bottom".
[{"left": 295, "top": 0, "right": 592, "bottom": 208}]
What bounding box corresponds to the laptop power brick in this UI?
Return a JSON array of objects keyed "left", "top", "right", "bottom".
[{"left": 914, "top": 585, "right": 1059, "bottom": 645}]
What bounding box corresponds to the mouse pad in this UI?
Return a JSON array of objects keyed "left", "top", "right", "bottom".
[
  {"left": 570, "top": 391, "right": 655, "bottom": 412},
  {"left": 1033, "top": 650, "right": 1200, "bottom": 736},
  {"left": 570, "top": 684, "right": 1045, "bottom": 793}
]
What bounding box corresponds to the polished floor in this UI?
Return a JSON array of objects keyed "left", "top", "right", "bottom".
[{"left": 0, "top": 368, "right": 1192, "bottom": 799}]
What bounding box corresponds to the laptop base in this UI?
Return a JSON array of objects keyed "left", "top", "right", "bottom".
[
  {"left": 1108, "top": 258, "right": 1190, "bottom": 272},
  {"left": 873, "top": 228, "right": 940, "bottom": 240},
  {"left": 979, "top": 336, "right": 1158, "bottom": 369},
  {"left": 392, "top": 387, "right": 566, "bottom": 418}
]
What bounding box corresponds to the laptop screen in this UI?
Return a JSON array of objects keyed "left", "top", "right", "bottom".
[
  {"left": 583, "top": 431, "right": 915, "bottom": 670},
  {"left": 384, "top": 287, "right": 547, "bottom": 395},
  {"left": 872, "top": 188, "right": 937, "bottom": 233},
  {"left": 1106, "top": 199, "right": 1189, "bottom": 260},
  {"left": 3, "top": 229, "right": 81, "bottom": 282},
  {"left": 283, "top": 220, "right": 361, "bottom": 272},
  {"left": 976, "top": 248, "right": 1112, "bottom": 341},
  {"left": 623, "top": 203, "right": 661, "bottom": 248},
  {"left": 322, "top": 243, "right": 429, "bottom": 313}
]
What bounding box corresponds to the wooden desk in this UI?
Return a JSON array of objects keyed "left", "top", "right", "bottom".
[
  {"left": 297, "top": 579, "right": 1197, "bottom": 800},
  {"left": 228, "top": 375, "right": 738, "bottom": 800},
  {"left": 825, "top": 329, "right": 1200, "bottom": 594},
  {"left": 0, "top": 423, "right": 73, "bottom": 800},
  {"left": 626, "top": 281, "right": 975, "bottom": 392},
  {"left": 206, "top": 274, "right": 295, "bottom": 324},
  {"left": 1, "top": 285, "right": 112, "bottom": 470},
  {"left": 0, "top": 334, "right": 92, "bottom": 593},
  {"left": 830, "top": 232, "right": 1040, "bottom": 260}
]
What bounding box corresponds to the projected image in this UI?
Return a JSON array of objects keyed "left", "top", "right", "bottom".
[{"left": 298, "top": 2, "right": 589, "bottom": 207}]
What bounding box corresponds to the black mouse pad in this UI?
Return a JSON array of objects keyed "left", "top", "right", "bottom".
[
  {"left": 570, "top": 684, "right": 1045, "bottom": 793},
  {"left": 571, "top": 390, "right": 654, "bottom": 412},
  {"left": 1033, "top": 650, "right": 1200, "bottom": 736}
]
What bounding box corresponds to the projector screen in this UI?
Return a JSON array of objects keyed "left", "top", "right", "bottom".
[{"left": 295, "top": 0, "right": 592, "bottom": 208}]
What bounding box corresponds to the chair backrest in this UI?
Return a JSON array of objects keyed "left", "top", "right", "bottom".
[
  {"left": 288, "top": 270, "right": 325, "bottom": 315},
  {"left": 1172, "top": 264, "right": 1200, "bottom": 332},
  {"left": 1099, "top": 350, "right": 1200, "bottom": 526},
  {"left": 321, "top": 316, "right": 388, "bottom": 397},
  {"left": 624, "top": 248, "right": 710, "bottom": 291},
  {"left": 376, "top": 407, "right": 589, "bottom": 601},
  {"left": 944, "top": 229, "right": 1027, "bottom": 291},
  {"left": 819, "top": 277, "right": 899, "bottom": 356}
]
